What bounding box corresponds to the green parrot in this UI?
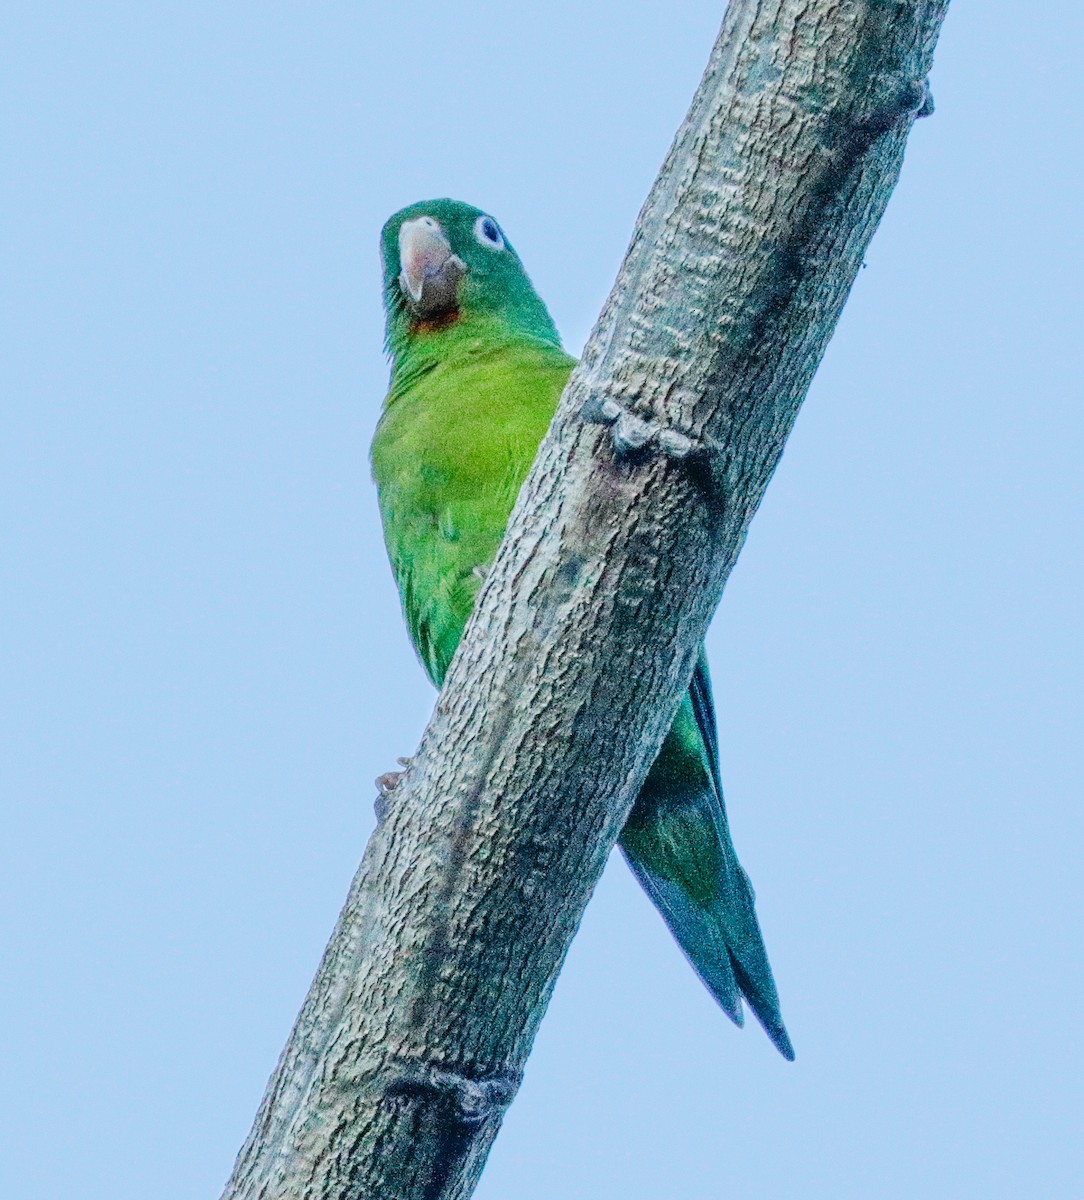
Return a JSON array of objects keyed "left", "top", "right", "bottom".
[{"left": 371, "top": 198, "right": 793, "bottom": 1059}]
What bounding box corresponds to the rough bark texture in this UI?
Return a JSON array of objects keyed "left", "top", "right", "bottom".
[{"left": 222, "top": 3, "right": 949, "bottom": 1197}]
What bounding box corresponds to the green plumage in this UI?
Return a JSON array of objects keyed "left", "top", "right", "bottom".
[{"left": 371, "top": 198, "right": 792, "bottom": 1058}]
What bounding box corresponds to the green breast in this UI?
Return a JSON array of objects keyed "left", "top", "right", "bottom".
[{"left": 371, "top": 336, "right": 575, "bottom": 685}]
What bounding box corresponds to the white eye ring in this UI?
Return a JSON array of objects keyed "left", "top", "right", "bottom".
[{"left": 473, "top": 215, "right": 505, "bottom": 251}]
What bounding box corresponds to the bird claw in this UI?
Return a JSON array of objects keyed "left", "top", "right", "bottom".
[
  {"left": 374, "top": 756, "right": 413, "bottom": 821},
  {"left": 375, "top": 770, "right": 404, "bottom": 794},
  {"left": 583, "top": 396, "right": 711, "bottom": 464},
  {"left": 612, "top": 410, "right": 655, "bottom": 456}
]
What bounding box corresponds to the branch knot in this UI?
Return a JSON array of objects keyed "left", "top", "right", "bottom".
[{"left": 386, "top": 1062, "right": 520, "bottom": 1126}]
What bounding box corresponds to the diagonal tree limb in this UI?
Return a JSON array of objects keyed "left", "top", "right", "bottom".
[{"left": 222, "top": 2, "right": 950, "bottom": 1197}]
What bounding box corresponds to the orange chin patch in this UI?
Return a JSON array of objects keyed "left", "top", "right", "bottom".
[{"left": 410, "top": 308, "right": 461, "bottom": 335}]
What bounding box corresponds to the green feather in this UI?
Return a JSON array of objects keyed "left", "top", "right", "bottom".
[{"left": 371, "top": 198, "right": 792, "bottom": 1058}]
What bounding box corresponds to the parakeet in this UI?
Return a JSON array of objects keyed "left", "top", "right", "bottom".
[{"left": 371, "top": 198, "right": 793, "bottom": 1059}]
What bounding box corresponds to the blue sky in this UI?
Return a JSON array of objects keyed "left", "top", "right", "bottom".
[{"left": 3, "top": 4, "right": 1082, "bottom": 1198}]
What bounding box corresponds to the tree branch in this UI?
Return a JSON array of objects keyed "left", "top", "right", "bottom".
[{"left": 222, "top": 3, "right": 950, "bottom": 1197}]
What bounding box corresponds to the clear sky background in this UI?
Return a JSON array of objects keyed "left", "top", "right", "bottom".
[{"left": 3, "top": 4, "right": 1082, "bottom": 1198}]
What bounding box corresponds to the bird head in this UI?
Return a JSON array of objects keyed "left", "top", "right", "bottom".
[{"left": 380, "top": 198, "right": 560, "bottom": 354}]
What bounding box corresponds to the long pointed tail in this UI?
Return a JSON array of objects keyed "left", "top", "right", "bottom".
[
  {"left": 620, "top": 801, "right": 794, "bottom": 1060},
  {"left": 619, "top": 661, "right": 793, "bottom": 1059}
]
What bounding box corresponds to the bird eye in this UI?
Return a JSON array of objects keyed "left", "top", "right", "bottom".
[{"left": 473, "top": 215, "right": 505, "bottom": 250}]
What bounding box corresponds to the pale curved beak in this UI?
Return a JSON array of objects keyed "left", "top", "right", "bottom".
[{"left": 398, "top": 217, "right": 466, "bottom": 318}]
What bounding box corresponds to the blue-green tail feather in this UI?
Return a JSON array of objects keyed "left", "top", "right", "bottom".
[{"left": 619, "top": 652, "right": 794, "bottom": 1060}]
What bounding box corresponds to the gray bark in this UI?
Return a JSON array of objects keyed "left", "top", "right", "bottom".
[{"left": 222, "top": 3, "right": 949, "bottom": 1197}]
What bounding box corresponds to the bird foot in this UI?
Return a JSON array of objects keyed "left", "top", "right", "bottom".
[
  {"left": 583, "top": 395, "right": 720, "bottom": 466},
  {"left": 374, "top": 756, "right": 412, "bottom": 821}
]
